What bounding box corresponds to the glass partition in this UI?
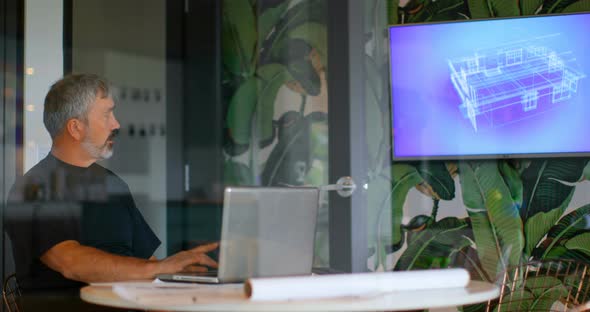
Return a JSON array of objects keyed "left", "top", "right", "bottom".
[
  {"left": 220, "top": 0, "right": 330, "bottom": 268},
  {"left": 2, "top": 0, "right": 590, "bottom": 310}
]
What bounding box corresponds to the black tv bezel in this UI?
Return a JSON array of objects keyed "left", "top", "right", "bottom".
[{"left": 387, "top": 11, "right": 590, "bottom": 161}]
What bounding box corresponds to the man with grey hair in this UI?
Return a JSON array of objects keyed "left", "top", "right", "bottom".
[{"left": 6, "top": 74, "right": 216, "bottom": 309}]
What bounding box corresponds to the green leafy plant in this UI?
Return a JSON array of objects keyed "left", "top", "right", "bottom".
[{"left": 222, "top": 0, "right": 328, "bottom": 187}]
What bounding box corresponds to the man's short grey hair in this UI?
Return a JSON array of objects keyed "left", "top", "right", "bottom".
[{"left": 43, "top": 73, "right": 112, "bottom": 138}]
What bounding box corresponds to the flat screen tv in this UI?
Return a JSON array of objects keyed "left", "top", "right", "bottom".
[{"left": 388, "top": 13, "right": 590, "bottom": 160}]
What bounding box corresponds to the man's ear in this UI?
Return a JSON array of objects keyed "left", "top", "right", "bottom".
[{"left": 65, "top": 119, "right": 85, "bottom": 141}]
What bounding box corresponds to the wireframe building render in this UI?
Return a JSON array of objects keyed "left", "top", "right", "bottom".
[{"left": 448, "top": 35, "right": 586, "bottom": 131}]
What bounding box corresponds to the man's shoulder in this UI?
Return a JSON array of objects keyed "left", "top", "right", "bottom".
[
  {"left": 92, "top": 163, "right": 123, "bottom": 181},
  {"left": 8, "top": 158, "right": 52, "bottom": 201},
  {"left": 91, "top": 163, "right": 131, "bottom": 192},
  {"left": 10, "top": 156, "right": 54, "bottom": 196},
  {"left": 23, "top": 155, "right": 55, "bottom": 179}
]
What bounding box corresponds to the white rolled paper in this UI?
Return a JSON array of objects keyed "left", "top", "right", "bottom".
[{"left": 245, "top": 268, "right": 470, "bottom": 301}]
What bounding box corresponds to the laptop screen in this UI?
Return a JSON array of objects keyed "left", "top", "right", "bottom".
[{"left": 218, "top": 187, "right": 320, "bottom": 282}]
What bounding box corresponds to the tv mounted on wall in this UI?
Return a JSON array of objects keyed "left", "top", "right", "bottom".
[{"left": 388, "top": 13, "right": 589, "bottom": 160}]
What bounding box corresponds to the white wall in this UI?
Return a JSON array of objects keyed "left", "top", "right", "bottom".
[
  {"left": 24, "top": 0, "right": 63, "bottom": 172},
  {"left": 72, "top": 0, "right": 168, "bottom": 258}
]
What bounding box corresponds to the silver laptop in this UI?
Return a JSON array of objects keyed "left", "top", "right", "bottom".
[{"left": 157, "top": 186, "right": 320, "bottom": 283}]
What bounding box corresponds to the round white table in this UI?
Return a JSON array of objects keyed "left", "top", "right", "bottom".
[{"left": 80, "top": 280, "right": 499, "bottom": 311}]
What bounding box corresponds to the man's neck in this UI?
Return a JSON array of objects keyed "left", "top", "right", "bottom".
[{"left": 50, "top": 144, "right": 95, "bottom": 168}]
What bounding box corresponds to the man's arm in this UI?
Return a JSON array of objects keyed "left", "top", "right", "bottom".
[{"left": 40, "top": 240, "right": 218, "bottom": 283}]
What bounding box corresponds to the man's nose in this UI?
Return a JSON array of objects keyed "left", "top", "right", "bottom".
[{"left": 112, "top": 116, "right": 121, "bottom": 130}]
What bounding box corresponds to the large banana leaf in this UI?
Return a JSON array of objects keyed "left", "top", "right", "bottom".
[
  {"left": 546, "top": 204, "right": 590, "bottom": 243},
  {"left": 273, "top": 39, "right": 321, "bottom": 96},
  {"left": 222, "top": 0, "right": 257, "bottom": 76},
  {"left": 407, "top": 0, "right": 469, "bottom": 23},
  {"left": 520, "top": 159, "right": 587, "bottom": 254},
  {"left": 540, "top": 0, "right": 580, "bottom": 13},
  {"left": 583, "top": 160, "right": 590, "bottom": 180},
  {"left": 225, "top": 65, "right": 294, "bottom": 147},
  {"left": 521, "top": 159, "right": 587, "bottom": 221},
  {"left": 498, "top": 161, "right": 523, "bottom": 208},
  {"left": 468, "top": 211, "right": 500, "bottom": 280},
  {"left": 224, "top": 161, "right": 254, "bottom": 185},
  {"left": 395, "top": 217, "right": 473, "bottom": 270},
  {"left": 288, "top": 22, "right": 327, "bottom": 71},
  {"left": 287, "top": 59, "right": 321, "bottom": 96},
  {"left": 226, "top": 77, "right": 259, "bottom": 144},
  {"left": 257, "top": 0, "right": 284, "bottom": 10},
  {"left": 564, "top": 232, "right": 590, "bottom": 256},
  {"left": 467, "top": 0, "right": 492, "bottom": 18},
  {"left": 387, "top": 0, "right": 399, "bottom": 24},
  {"left": 413, "top": 161, "right": 456, "bottom": 200},
  {"left": 260, "top": 0, "right": 326, "bottom": 64},
  {"left": 520, "top": 0, "right": 544, "bottom": 14},
  {"left": 540, "top": 246, "right": 590, "bottom": 264},
  {"left": 261, "top": 111, "right": 310, "bottom": 186},
  {"left": 459, "top": 161, "right": 524, "bottom": 280},
  {"left": 389, "top": 164, "right": 425, "bottom": 247},
  {"left": 524, "top": 197, "right": 572, "bottom": 257},
  {"left": 487, "top": 0, "right": 521, "bottom": 16},
  {"left": 538, "top": 204, "right": 590, "bottom": 259},
  {"left": 257, "top": 64, "right": 294, "bottom": 145},
  {"left": 562, "top": 0, "right": 590, "bottom": 12},
  {"left": 258, "top": 1, "right": 291, "bottom": 42},
  {"left": 526, "top": 276, "right": 569, "bottom": 311},
  {"left": 493, "top": 290, "right": 534, "bottom": 312},
  {"left": 526, "top": 276, "right": 564, "bottom": 296},
  {"left": 467, "top": 0, "right": 521, "bottom": 18}
]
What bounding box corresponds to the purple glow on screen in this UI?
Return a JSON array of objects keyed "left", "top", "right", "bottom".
[{"left": 389, "top": 13, "right": 590, "bottom": 159}]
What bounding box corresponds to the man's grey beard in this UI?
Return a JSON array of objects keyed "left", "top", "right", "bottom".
[{"left": 82, "top": 138, "right": 113, "bottom": 160}]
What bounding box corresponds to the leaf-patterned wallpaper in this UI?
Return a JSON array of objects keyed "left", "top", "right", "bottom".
[
  {"left": 221, "top": 0, "right": 330, "bottom": 266},
  {"left": 221, "top": 3, "right": 590, "bottom": 308},
  {"left": 372, "top": 1, "right": 590, "bottom": 309}
]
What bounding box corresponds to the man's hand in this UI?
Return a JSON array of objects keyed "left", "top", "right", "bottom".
[{"left": 156, "top": 242, "right": 219, "bottom": 274}]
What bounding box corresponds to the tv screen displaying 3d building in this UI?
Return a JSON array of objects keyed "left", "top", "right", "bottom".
[{"left": 389, "top": 13, "right": 589, "bottom": 159}]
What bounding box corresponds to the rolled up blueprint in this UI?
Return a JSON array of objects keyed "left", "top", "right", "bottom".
[{"left": 245, "top": 268, "right": 470, "bottom": 301}]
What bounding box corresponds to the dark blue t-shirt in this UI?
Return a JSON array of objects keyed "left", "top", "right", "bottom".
[{"left": 5, "top": 153, "right": 161, "bottom": 293}]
